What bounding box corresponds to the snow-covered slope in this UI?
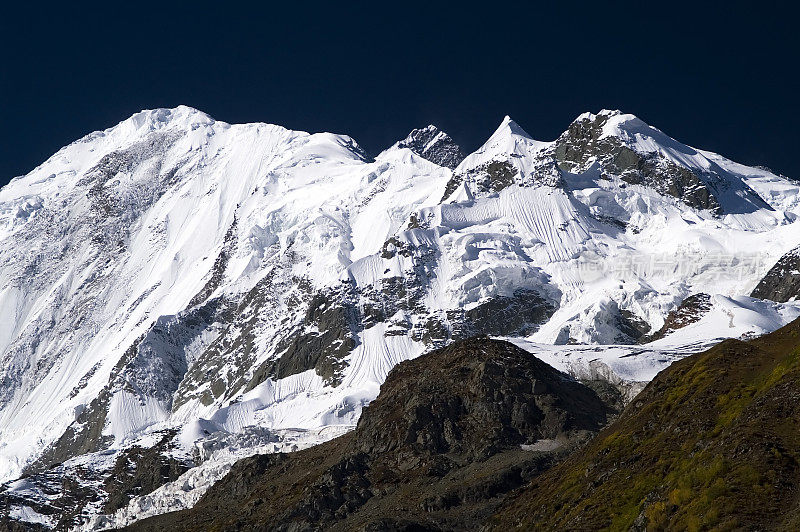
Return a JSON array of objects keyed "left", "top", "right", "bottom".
[{"left": 2, "top": 106, "right": 800, "bottom": 529}]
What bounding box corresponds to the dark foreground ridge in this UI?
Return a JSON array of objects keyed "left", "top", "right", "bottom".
[
  {"left": 126, "top": 337, "right": 616, "bottom": 531},
  {"left": 492, "top": 317, "right": 800, "bottom": 530}
]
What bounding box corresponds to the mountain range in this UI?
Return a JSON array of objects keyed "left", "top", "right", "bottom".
[{"left": 2, "top": 107, "right": 800, "bottom": 530}]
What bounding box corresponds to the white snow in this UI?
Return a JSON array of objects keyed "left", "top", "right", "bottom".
[
  {"left": 10, "top": 505, "right": 56, "bottom": 527},
  {"left": 79, "top": 426, "right": 351, "bottom": 531}
]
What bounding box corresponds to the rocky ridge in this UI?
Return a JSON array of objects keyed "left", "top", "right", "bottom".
[{"left": 125, "top": 338, "right": 618, "bottom": 531}]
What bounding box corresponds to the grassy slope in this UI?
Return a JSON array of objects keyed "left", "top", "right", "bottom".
[{"left": 492, "top": 319, "right": 800, "bottom": 531}]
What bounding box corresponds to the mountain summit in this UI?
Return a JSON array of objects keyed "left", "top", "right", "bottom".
[{"left": 391, "top": 124, "right": 465, "bottom": 169}]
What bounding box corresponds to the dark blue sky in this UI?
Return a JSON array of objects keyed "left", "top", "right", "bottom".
[{"left": 1, "top": 1, "right": 796, "bottom": 186}]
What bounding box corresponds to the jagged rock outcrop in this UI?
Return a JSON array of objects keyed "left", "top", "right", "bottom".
[
  {"left": 553, "top": 110, "right": 770, "bottom": 215},
  {"left": 751, "top": 246, "right": 800, "bottom": 302},
  {"left": 394, "top": 125, "right": 466, "bottom": 169},
  {"left": 0, "top": 431, "right": 190, "bottom": 531},
  {"left": 643, "top": 293, "right": 713, "bottom": 342}
]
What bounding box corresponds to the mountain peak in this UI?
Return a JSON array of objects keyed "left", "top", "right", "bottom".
[
  {"left": 454, "top": 116, "right": 546, "bottom": 175},
  {"left": 443, "top": 117, "right": 555, "bottom": 199},
  {"left": 392, "top": 124, "right": 465, "bottom": 169},
  {"left": 121, "top": 105, "right": 216, "bottom": 133},
  {"left": 570, "top": 109, "right": 661, "bottom": 143},
  {"left": 554, "top": 109, "right": 774, "bottom": 214},
  {"left": 494, "top": 115, "right": 533, "bottom": 140}
]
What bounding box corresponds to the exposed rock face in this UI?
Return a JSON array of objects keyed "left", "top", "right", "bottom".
[
  {"left": 751, "top": 246, "right": 800, "bottom": 302},
  {"left": 643, "top": 293, "right": 713, "bottom": 342},
  {"left": 125, "top": 338, "right": 617, "bottom": 531},
  {"left": 0, "top": 431, "right": 190, "bottom": 531},
  {"left": 459, "top": 160, "right": 518, "bottom": 196},
  {"left": 616, "top": 308, "right": 652, "bottom": 343},
  {"left": 491, "top": 317, "right": 800, "bottom": 531},
  {"left": 554, "top": 111, "right": 745, "bottom": 214},
  {"left": 459, "top": 289, "right": 556, "bottom": 338},
  {"left": 442, "top": 152, "right": 563, "bottom": 201},
  {"left": 247, "top": 286, "right": 360, "bottom": 388},
  {"left": 394, "top": 125, "right": 466, "bottom": 169},
  {"left": 101, "top": 432, "right": 191, "bottom": 514},
  {"left": 353, "top": 337, "right": 611, "bottom": 459}
]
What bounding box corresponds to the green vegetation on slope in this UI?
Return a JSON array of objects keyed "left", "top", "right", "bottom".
[{"left": 492, "top": 319, "right": 800, "bottom": 531}]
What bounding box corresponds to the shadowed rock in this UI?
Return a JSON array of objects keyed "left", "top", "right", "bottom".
[
  {"left": 751, "top": 246, "right": 800, "bottom": 302},
  {"left": 395, "top": 125, "right": 465, "bottom": 170}
]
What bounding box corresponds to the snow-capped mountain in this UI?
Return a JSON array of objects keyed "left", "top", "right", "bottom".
[
  {"left": 387, "top": 124, "right": 465, "bottom": 169},
  {"left": 2, "top": 106, "right": 800, "bottom": 529}
]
